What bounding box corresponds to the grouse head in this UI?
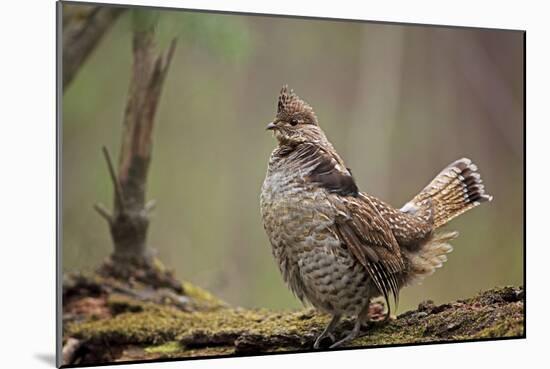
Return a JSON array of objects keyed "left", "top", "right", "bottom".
[{"left": 266, "top": 85, "right": 323, "bottom": 146}]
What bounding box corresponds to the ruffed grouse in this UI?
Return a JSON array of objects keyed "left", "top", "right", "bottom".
[{"left": 260, "top": 86, "right": 493, "bottom": 349}]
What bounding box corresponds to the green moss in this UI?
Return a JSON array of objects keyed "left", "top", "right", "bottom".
[
  {"left": 469, "top": 303, "right": 524, "bottom": 339},
  {"left": 68, "top": 305, "right": 179, "bottom": 344},
  {"left": 68, "top": 305, "right": 328, "bottom": 347},
  {"left": 116, "top": 343, "right": 234, "bottom": 361},
  {"left": 181, "top": 281, "right": 227, "bottom": 310},
  {"left": 166, "top": 346, "right": 234, "bottom": 358},
  {"left": 351, "top": 287, "right": 524, "bottom": 348},
  {"left": 107, "top": 294, "right": 146, "bottom": 314},
  {"left": 151, "top": 258, "right": 167, "bottom": 273},
  {"left": 144, "top": 341, "right": 182, "bottom": 354},
  {"left": 352, "top": 323, "right": 419, "bottom": 346},
  {"left": 475, "top": 320, "right": 523, "bottom": 338},
  {"left": 66, "top": 286, "right": 524, "bottom": 363}
]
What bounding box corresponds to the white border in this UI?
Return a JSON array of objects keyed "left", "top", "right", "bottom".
[{"left": 1, "top": 1, "right": 546, "bottom": 368}]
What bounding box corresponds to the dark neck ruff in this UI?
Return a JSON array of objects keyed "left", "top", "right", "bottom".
[{"left": 270, "top": 142, "right": 359, "bottom": 197}]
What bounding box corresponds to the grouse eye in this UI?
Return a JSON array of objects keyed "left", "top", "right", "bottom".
[{"left": 290, "top": 118, "right": 299, "bottom": 126}]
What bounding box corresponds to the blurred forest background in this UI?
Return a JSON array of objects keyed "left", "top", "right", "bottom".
[{"left": 62, "top": 5, "right": 524, "bottom": 313}]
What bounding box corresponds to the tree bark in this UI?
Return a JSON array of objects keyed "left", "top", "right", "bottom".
[{"left": 62, "top": 4, "right": 125, "bottom": 89}]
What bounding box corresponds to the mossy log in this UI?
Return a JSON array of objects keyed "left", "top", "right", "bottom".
[{"left": 62, "top": 274, "right": 524, "bottom": 366}]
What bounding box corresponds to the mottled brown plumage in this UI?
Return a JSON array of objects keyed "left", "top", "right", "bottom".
[{"left": 260, "top": 86, "right": 492, "bottom": 348}]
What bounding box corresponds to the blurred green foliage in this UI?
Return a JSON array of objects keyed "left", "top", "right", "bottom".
[
  {"left": 131, "top": 8, "right": 160, "bottom": 32},
  {"left": 62, "top": 5, "right": 524, "bottom": 313},
  {"left": 130, "top": 8, "right": 251, "bottom": 61}
]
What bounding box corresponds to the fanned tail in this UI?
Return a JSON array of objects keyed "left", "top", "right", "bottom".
[{"left": 401, "top": 158, "right": 493, "bottom": 228}]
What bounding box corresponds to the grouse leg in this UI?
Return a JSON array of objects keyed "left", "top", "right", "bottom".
[
  {"left": 313, "top": 314, "right": 341, "bottom": 349},
  {"left": 329, "top": 302, "right": 370, "bottom": 348}
]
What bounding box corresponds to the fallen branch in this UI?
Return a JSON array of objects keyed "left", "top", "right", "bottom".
[{"left": 62, "top": 285, "right": 524, "bottom": 365}]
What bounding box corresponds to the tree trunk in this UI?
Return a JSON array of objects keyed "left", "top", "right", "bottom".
[
  {"left": 112, "top": 30, "right": 175, "bottom": 263},
  {"left": 93, "top": 29, "right": 177, "bottom": 280},
  {"left": 62, "top": 4, "right": 125, "bottom": 89}
]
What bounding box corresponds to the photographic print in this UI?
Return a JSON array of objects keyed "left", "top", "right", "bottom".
[{"left": 58, "top": 1, "right": 525, "bottom": 366}]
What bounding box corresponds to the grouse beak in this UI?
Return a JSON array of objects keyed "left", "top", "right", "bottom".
[{"left": 266, "top": 122, "right": 277, "bottom": 130}]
